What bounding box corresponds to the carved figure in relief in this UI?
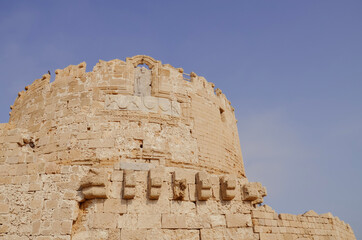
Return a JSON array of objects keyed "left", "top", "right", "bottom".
[
  {"left": 172, "top": 171, "right": 188, "bottom": 200},
  {"left": 134, "top": 66, "right": 151, "bottom": 97}
]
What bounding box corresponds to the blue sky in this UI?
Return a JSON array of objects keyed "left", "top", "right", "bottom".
[{"left": 1, "top": 0, "right": 361, "bottom": 237}]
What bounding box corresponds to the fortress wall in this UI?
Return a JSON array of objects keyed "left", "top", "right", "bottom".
[
  {"left": 0, "top": 157, "right": 259, "bottom": 239},
  {"left": 6, "top": 55, "right": 244, "bottom": 176},
  {"left": 0, "top": 56, "right": 356, "bottom": 239},
  {"left": 251, "top": 206, "right": 355, "bottom": 240},
  {"left": 0, "top": 154, "right": 355, "bottom": 239}
]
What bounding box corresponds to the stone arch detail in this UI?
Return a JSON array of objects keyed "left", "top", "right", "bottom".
[
  {"left": 126, "top": 55, "right": 171, "bottom": 98},
  {"left": 126, "top": 55, "right": 161, "bottom": 70}
]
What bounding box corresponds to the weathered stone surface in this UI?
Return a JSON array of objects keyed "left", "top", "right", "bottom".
[
  {"left": 172, "top": 171, "right": 188, "bottom": 200},
  {"left": 82, "top": 186, "right": 107, "bottom": 199},
  {"left": 221, "top": 175, "right": 237, "bottom": 200},
  {"left": 148, "top": 168, "right": 164, "bottom": 200},
  {"left": 196, "top": 171, "right": 212, "bottom": 201},
  {"left": 123, "top": 170, "right": 136, "bottom": 199},
  {"left": 116, "top": 162, "right": 156, "bottom": 171},
  {"left": 243, "top": 182, "right": 267, "bottom": 205},
  {"left": 0, "top": 55, "right": 356, "bottom": 240}
]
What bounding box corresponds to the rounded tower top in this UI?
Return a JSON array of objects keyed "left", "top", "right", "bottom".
[{"left": 7, "top": 55, "right": 245, "bottom": 177}]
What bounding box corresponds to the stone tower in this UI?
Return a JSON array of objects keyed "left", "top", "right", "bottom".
[{"left": 0, "top": 55, "right": 356, "bottom": 239}]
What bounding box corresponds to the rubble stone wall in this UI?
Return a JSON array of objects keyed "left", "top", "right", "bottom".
[{"left": 0, "top": 55, "right": 356, "bottom": 239}]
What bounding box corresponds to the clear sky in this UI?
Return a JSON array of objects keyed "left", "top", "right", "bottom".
[{"left": 0, "top": 0, "right": 361, "bottom": 237}]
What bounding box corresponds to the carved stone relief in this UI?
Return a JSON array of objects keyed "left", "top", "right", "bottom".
[
  {"left": 105, "top": 95, "right": 181, "bottom": 117},
  {"left": 134, "top": 67, "right": 151, "bottom": 97},
  {"left": 172, "top": 171, "right": 187, "bottom": 200}
]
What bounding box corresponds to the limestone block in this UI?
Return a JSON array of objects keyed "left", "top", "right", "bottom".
[
  {"left": 44, "top": 162, "right": 60, "bottom": 174},
  {"left": 173, "top": 169, "right": 196, "bottom": 184},
  {"left": 243, "top": 182, "right": 267, "bottom": 205},
  {"left": 185, "top": 213, "right": 211, "bottom": 229},
  {"left": 137, "top": 214, "right": 162, "bottom": 228},
  {"left": 320, "top": 212, "right": 334, "bottom": 218},
  {"left": 170, "top": 201, "right": 196, "bottom": 214},
  {"left": 259, "top": 233, "right": 279, "bottom": 240},
  {"left": 88, "top": 138, "right": 114, "bottom": 148},
  {"left": 103, "top": 199, "right": 127, "bottom": 214},
  {"left": 111, "top": 170, "right": 123, "bottom": 182},
  {"left": 0, "top": 203, "right": 9, "bottom": 213},
  {"left": 148, "top": 168, "right": 164, "bottom": 200},
  {"left": 92, "top": 212, "right": 118, "bottom": 229},
  {"left": 105, "top": 229, "right": 120, "bottom": 240},
  {"left": 123, "top": 170, "right": 136, "bottom": 199},
  {"left": 200, "top": 228, "right": 258, "bottom": 240},
  {"left": 28, "top": 182, "right": 43, "bottom": 192},
  {"left": 226, "top": 213, "right": 252, "bottom": 228},
  {"left": 161, "top": 214, "right": 187, "bottom": 229},
  {"left": 188, "top": 184, "right": 196, "bottom": 201},
  {"left": 60, "top": 220, "right": 72, "bottom": 235},
  {"left": 210, "top": 214, "right": 226, "bottom": 228},
  {"left": 79, "top": 168, "right": 107, "bottom": 188},
  {"left": 252, "top": 210, "right": 275, "bottom": 220},
  {"left": 72, "top": 230, "right": 108, "bottom": 240},
  {"left": 45, "top": 199, "right": 58, "bottom": 210},
  {"left": 196, "top": 171, "right": 212, "bottom": 201},
  {"left": 108, "top": 181, "right": 122, "bottom": 199},
  {"left": 221, "top": 175, "right": 237, "bottom": 200},
  {"left": 82, "top": 186, "right": 107, "bottom": 199},
  {"left": 32, "top": 220, "right": 41, "bottom": 235},
  {"left": 116, "top": 162, "right": 156, "bottom": 171},
  {"left": 120, "top": 229, "right": 147, "bottom": 240},
  {"left": 303, "top": 210, "right": 319, "bottom": 217}
]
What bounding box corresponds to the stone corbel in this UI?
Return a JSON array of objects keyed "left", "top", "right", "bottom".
[
  {"left": 172, "top": 171, "right": 187, "bottom": 200},
  {"left": 220, "top": 175, "right": 237, "bottom": 201},
  {"left": 196, "top": 171, "right": 212, "bottom": 201},
  {"left": 79, "top": 168, "right": 108, "bottom": 201},
  {"left": 148, "top": 168, "right": 164, "bottom": 200},
  {"left": 243, "top": 182, "right": 267, "bottom": 205},
  {"left": 123, "top": 170, "right": 136, "bottom": 199}
]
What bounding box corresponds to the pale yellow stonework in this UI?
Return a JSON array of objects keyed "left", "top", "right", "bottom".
[{"left": 0, "top": 55, "right": 356, "bottom": 239}]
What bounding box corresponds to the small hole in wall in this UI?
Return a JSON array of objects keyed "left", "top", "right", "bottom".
[
  {"left": 87, "top": 127, "right": 91, "bottom": 131},
  {"left": 219, "top": 108, "right": 226, "bottom": 122},
  {"left": 136, "top": 139, "right": 144, "bottom": 149}
]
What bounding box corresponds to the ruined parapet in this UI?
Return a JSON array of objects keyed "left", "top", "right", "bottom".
[
  {"left": 7, "top": 55, "right": 244, "bottom": 177},
  {"left": 0, "top": 56, "right": 356, "bottom": 239},
  {"left": 251, "top": 205, "right": 356, "bottom": 240}
]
